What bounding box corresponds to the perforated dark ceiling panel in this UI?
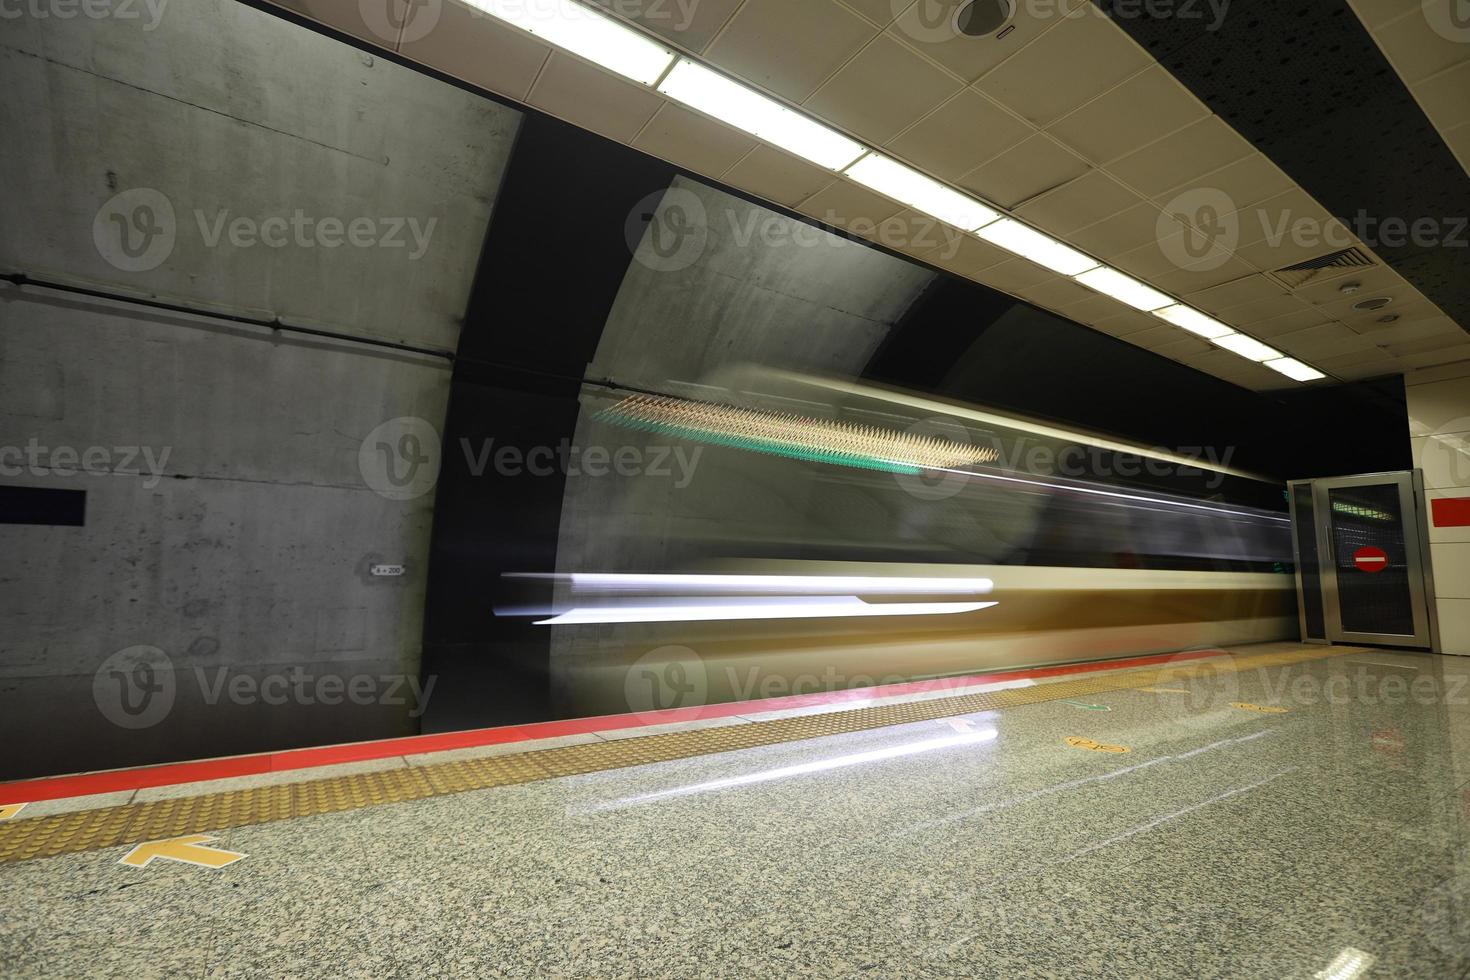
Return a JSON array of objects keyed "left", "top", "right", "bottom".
[{"left": 1095, "top": 0, "right": 1470, "bottom": 330}]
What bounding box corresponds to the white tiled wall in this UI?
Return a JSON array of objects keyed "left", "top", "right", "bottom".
[{"left": 1406, "top": 363, "right": 1470, "bottom": 654}]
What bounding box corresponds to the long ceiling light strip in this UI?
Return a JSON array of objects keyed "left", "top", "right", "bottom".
[
  {"left": 658, "top": 60, "right": 865, "bottom": 170},
  {"left": 845, "top": 153, "right": 1000, "bottom": 231},
  {"left": 467, "top": 0, "right": 676, "bottom": 85},
  {"left": 500, "top": 0, "right": 1327, "bottom": 383},
  {"left": 975, "top": 219, "right": 1098, "bottom": 276}
]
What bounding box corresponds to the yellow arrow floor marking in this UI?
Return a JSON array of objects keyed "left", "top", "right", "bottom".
[
  {"left": 1065, "top": 736, "right": 1130, "bottom": 753},
  {"left": 119, "top": 835, "right": 246, "bottom": 870},
  {"left": 0, "top": 804, "right": 27, "bottom": 821},
  {"left": 1231, "top": 702, "right": 1289, "bottom": 714}
]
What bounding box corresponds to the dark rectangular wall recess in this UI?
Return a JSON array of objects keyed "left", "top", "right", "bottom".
[{"left": 0, "top": 486, "right": 87, "bottom": 526}]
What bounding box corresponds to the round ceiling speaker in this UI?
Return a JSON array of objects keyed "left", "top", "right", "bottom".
[
  {"left": 1377, "top": 314, "right": 1400, "bottom": 324},
  {"left": 957, "top": 0, "right": 1015, "bottom": 37},
  {"left": 1353, "top": 297, "right": 1393, "bottom": 312}
]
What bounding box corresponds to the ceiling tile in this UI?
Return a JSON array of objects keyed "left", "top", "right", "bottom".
[
  {"left": 1091, "top": 309, "right": 1160, "bottom": 337},
  {"left": 1062, "top": 293, "right": 1132, "bottom": 324},
  {"left": 1185, "top": 274, "right": 1289, "bottom": 314},
  {"left": 1383, "top": 332, "right": 1470, "bottom": 356},
  {"left": 886, "top": 0, "right": 1086, "bottom": 84},
  {"left": 1149, "top": 255, "right": 1258, "bottom": 296},
  {"left": 1401, "top": 346, "right": 1470, "bottom": 370},
  {"left": 1231, "top": 188, "right": 1336, "bottom": 247},
  {"left": 918, "top": 234, "right": 1013, "bottom": 278},
  {"left": 885, "top": 90, "right": 1032, "bottom": 180},
  {"left": 1111, "top": 238, "right": 1198, "bottom": 280},
  {"left": 586, "top": 0, "right": 743, "bottom": 53},
  {"left": 837, "top": 0, "right": 898, "bottom": 26},
  {"left": 1047, "top": 65, "right": 1210, "bottom": 165},
  {"left": 1126, "top": 325, "right": 1183, "bottom": 349},
  {"left": 1216, "top": 293, "right": 1316, "bottom": 324},
  {"left": 1016, "top": 276, "right": 1098, "bottom": 311},
  {"left": 723, "top": 146, "right": 837, "bottom": 207},
  {"left": 1315, "top": 283, "right": 1424, "bottom": 321},
  {"left": 1413, "top": 60, "right": 1470, "bottom": 132},
  {"left": 1153, "top": 336, "right": 1215, "bottom": 360},
  {"left": 1233, "top": 220, "right": 1358, "bottom": 274},
  {"left": 398, "top": 0, "right": 550, "bottom": 102},
  {"left": 1291, "top": 264, "right": 1404, "bottom": 307},
  {"left": 1242, "top": 309, "right": 1335, "bottom": 338},
  {"left": 528, "top": 54, "right": 664, "bottom": 144},
  {"left": 805, "top": 35, "right": 961, "bottom": 145},
  {"left": 1315, "top": 349, "right": 1400, "bottom": 371},
  {"left": 1373, "top": 0, "right": 1470, "bottom": 83},
  {"left": 1323, "top": 358, "right": 1404, "bottom": 380},
  {"left": 1014, "top": 170, "right": 1142, "bottom": 236},
  {"left": 705, "top": 0, "right": 879, "bottom": 102},
  {"left": 1273, "top": 323, "right": 1379, "bottom": 359},
  {"left": 956, "top": 135, "right": 1089, "bottom": 208},
  {"left": 1347, "top": 0, "right": 1421, "bottom": 30},
  {"left": 1151, "top": 153, "right": 1297, "bottom": 212},
  {"left": 1066, "top": 202, "right": 1167, "bottom": 256},
  {"left": 798, "top": 178, "right": 906, "bottom": 231},
  {"left": 1105, "top": 116, "right": 1254, "bottom": 199},
  {"left": 976, "top": 258, "right": 1057, "bottom": 293},
  {"left": 1349, "top": 310, "right": 1461, "bottom": 343},
  {"left": 973, "top": 8, "right": 1151, "bottom": 126},
  {"left": 866, "top": 209, "right": 972, "bottom": 258},
  {"left": 633, "top": 105, "right": 758, "bottom": 178}
]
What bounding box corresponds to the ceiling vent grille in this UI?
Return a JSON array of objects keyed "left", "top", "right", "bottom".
[{"left": 1265, "top": 246, "right": 1375, "bottom": 291}]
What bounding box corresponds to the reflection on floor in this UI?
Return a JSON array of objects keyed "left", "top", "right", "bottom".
[{"left": 5, "top": 642, "right": 1470, "bottom": 978}]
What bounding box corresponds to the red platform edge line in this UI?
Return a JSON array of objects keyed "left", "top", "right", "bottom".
[{"left": 1, "top": 649, "right": 1225, "bottom": 805}]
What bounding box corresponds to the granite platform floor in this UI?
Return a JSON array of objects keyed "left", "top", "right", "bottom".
[{"left": 7, "top": 643, "right": 1470, "bottom": 978}]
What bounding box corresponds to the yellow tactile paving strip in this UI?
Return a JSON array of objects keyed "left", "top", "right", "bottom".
[{"left": 0, "top": 646, "right": 1345, "bottom": 864}]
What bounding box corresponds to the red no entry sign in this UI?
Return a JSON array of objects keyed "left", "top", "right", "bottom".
[{"left": 1354, "top": 546, "right": 1389, "bottom": 573}]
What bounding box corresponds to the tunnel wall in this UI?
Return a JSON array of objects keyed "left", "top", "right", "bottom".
[{"left": 0, "top": 0, "right": 518, "bottom": 778}]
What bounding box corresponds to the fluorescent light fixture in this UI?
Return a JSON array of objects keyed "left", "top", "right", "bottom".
[
  {"left": 1214, "top": 333, "right": 1284, "bottom": 362},
  {"left": 466, "top": 0, "right": 674, "bottom": 85},
  {"left": 658, "top": 60, "right": 864, "bottom": 169},
  {"left": 561, "top": 573, "right": 995, "bottom": 594},
  {"left": 535, "top": 597, "right": 997, "bottom": 625},
  {"left": 975, "top": 219, "right": 1100, "bottom": 276},
  {"left": 844, "top": 154, "right": 1001, "bottom": 231},
  {"left": 1263, "top": 357, "right": 1327, "bottom": 382},
  {"left": 1154, "top": 304, "right": 1234, "bottom": 339},
  {"left": 1074, "top": 267, "right": 1173, "bottom": 311}
]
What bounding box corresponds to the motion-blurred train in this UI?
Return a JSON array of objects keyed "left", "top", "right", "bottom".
[{"left": 497, "top": 367, "right": 1296, "bottom": 718}]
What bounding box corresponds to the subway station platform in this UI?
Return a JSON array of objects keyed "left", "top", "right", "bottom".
[{"left": 5, "top": 642, "right": 1470, "bottom": 978}]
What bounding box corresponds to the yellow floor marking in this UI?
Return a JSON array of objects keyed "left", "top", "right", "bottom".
[
  {"left": 1231, "top": 702, "right": 1289, "bottom": 714},
  {"left": 0, "top": 804, "right": 26, "bottom": 821},
  {"left": 119, "top": 834, "right": 246, "bottom": 870},
  {"left": 1065, "top": 736, "right": 1130, "bottom": 754}
]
